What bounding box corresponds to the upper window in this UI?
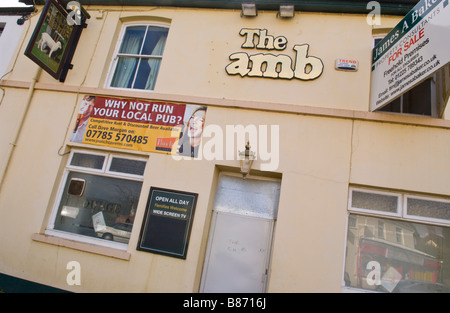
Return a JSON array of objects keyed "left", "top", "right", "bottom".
[
  {"left": 46, "top": 150, "right": 146, "bottom": 249},
  {"left": 372, "top": 34, "right": 450, "bottom": 118},
  {"left": 107, "top": 23, "right": 169, "bottom": 91}
]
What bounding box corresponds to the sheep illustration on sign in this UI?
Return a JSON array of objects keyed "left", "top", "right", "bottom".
[
  {"left": 24, "top": 0, "right": 88, "bottom": 82},
  {"left": 226, "top": 28, "right": 324, "bottom": 81},
  {"left": 37, "top": 32, "right": 62, "bottom": 59}
]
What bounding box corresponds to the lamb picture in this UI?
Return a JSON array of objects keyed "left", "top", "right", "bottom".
[
  {"left": 37, "top": 32, "right": 62, "bottom": 59},
  {"left": 25, "top": 0, "right": 74, "bottom": 78}
]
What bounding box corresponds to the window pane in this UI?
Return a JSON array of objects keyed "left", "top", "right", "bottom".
[
  {"left": 141, "top": 26, "right": 168, "bottom": 56},
  {"left": 119, "top": 26, "right": 146, "bottom": 54},
  {"left": 351, "top": 190, "right": 399, "bottom": 214},
  {"left": 109, "top": 157, "right": 146, "bottom": 176},
  {"left": 133, "top": 58, "right": 162, "bottom": 90},
  {"left": 110, "top": 57, "right": 139, "bottom": 89},
  {"left": 407, "top": 197, "right": 450, "bottom": 222},
  {"left": 344, "top": 214, "right": 450, "bottom": 293},
  {"left": 54, "top": 172, "right": 142, "bottom": 244},
  {"left": 70, "top": 152, "right": 105, "bottom": 170}
]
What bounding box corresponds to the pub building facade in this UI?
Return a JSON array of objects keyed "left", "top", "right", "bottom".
[{"left": 0, "top": 0, "right": 449, "bottom": 293}]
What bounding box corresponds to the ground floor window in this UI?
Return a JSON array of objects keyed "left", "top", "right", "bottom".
[
  {"left": 46, "top": 150, "right": 146, "bottom": 247},
  {"left": 344, "top": 187, "right": 450, "bottom": 293}
]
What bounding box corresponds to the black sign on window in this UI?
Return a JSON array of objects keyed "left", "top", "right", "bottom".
[{"left": 137, "top": 187, "right": 198, "bottom": 259}]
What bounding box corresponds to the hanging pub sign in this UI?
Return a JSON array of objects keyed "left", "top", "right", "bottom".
[
  {"left": 70, "top": 95, "right": 207, "bottom": 158},
  {"left": 137, "top": 187, "right": 198, "bottom": 259},
  {"left": 25, "top": 0, "right": 89, "bottom": 82},
  {"left": 370, "top": 0, "right": 450, "bottom": 111}
]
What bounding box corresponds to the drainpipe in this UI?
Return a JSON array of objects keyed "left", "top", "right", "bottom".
[{"left": 0, "top": 67, "right": 42, "bottom": 193}]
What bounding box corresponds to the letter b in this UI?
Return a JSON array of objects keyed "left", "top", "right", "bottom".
[{"left": 293, "top": 44, "right": 324, "bottom": 81}]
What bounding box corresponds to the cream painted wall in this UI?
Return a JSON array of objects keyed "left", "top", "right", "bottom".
[
  {"left": 350, "top": 120, "right": 450, "bottom": 196},
  {"left": 8, "top": 6, "right": 402, "bottom": 111},
  {"left": 1, "top": 5, "right": 449, "bottom": 293}
]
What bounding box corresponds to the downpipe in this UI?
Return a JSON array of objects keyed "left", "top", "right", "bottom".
[{"left": 0, "top": 67, "right": 42, "bottom": 192}]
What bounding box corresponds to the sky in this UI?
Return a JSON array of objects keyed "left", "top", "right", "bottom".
[{"left": 0, "top": 0, "right": 30, "bottom": 7}]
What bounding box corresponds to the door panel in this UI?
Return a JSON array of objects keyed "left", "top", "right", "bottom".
[
  {"left": 201, "top": 174, "right": 281, "bottom": 293},
  {"left": 201, "top": 211, "right": 274, "bottom": 293}
]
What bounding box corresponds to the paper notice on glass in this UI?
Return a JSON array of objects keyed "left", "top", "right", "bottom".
[
  {"left": 92, "top": 211, "right": 107, "bottom": 232},
  {"left": 381, "top": 266, "right": 403, "bottom": 292}
]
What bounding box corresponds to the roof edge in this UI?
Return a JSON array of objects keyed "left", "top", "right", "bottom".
[
  {"left": 0, "top": 6, "right": 36, "bottom": 15},
  {"left": 19, "top": 0, "right": 415, "bottom": 15}
]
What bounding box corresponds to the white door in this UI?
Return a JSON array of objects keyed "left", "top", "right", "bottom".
[{"left": 200, "top": 174, "right": 280, "bottom": 293}]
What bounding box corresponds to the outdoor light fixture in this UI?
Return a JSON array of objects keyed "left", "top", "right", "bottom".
[
  {"left": 241, "top": 3, "right": 257, "bottom": 17},
  {"left": 278, "top": 5, "right": 295, "bottom": 18},
  {"left": 239, "top": 141, "right": 256, "bottom": 178}
]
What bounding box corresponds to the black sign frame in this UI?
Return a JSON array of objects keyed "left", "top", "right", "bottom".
[
  {"left": 137, "top": 187, "right": 198, "bottom": 259},
  {"left": 24, "top": 0, "right": 88, "bottom": 82}
]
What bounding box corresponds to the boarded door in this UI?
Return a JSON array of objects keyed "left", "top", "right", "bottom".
[{"left": 200, "top": 174, "right": 281, "bottom": 293}]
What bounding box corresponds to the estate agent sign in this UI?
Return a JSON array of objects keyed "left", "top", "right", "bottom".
[{"left": 370, "top": 0, "right": 450, "bottom": 111}]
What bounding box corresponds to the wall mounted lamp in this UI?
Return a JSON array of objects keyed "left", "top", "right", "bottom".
[
  {"left": 241, "top": 3, "right": 257, "bottom": 17},
  {"left": 278, "top": 5, "right": 295, "bottom": 18},
  {"left": 239, "top": 141, "right": 256, "bottom": 178}
]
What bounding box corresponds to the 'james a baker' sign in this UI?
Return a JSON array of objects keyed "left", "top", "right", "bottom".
[{"left": 370, "top": 0, "right": 450, "bottom": 111}]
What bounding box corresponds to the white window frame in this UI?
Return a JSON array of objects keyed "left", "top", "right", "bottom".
[
  {"left": 343, "top": 186, "right": 450, "bottom": 292},
  {"left": 105, "top": 153, "right": 148, "bottom": 180},
  {"left": 67, "top": 150, "right": 108, "bottom": 173},
  {"left": 46, "top": 149, "right": 146, "bottom": 250},
  {"left": 105, "top": 21, "right": 170, "bottom": 92},
  {"left": 348, "top": 187, "right": 402, "bottom": 218},
  {"left": 403, "top": 194, "right": 450, "bottom": 226},
  {"left": 372, "top": 34, "right": 385, "bottom": 49}
]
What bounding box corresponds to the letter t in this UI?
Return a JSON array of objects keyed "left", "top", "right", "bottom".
[{"left": 240, "top": 28, "right": 261, "bottom": 48}]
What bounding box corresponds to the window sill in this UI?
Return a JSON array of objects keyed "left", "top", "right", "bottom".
[{"left": 31, "top": 233, "right": 131, "bottom": 261}]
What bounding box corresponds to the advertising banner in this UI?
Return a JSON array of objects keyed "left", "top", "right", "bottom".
[
  {"left": 70, "top": 95, "right": 207, "bottom": 158},
  {"left": 370, "top": 0, "right": 450, "bottom": 111}
]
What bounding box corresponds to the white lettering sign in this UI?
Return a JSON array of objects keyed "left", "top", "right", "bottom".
[{"left": 226, "top": 28, "right": 324, "bottom": 81}]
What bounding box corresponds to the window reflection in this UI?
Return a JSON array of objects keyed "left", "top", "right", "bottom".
[
  {"left": 345, "top": 214, "right": 450, "bottom": 293},
  {"left": 54, "top": 172, "right": 142, "bottom": 244}
]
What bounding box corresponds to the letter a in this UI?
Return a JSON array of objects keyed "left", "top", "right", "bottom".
[
  {"left": 225, "top": 53, "right": 250, "bottom": 77},
  {"left": 366, "top": 1, "right": 381, "bottom": 26},
  {"left": 66, "top": 261, "right": 81, "bottom": 286},
  {"left": 366, "top": 261, "right": 381, "bottom": 286}
]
